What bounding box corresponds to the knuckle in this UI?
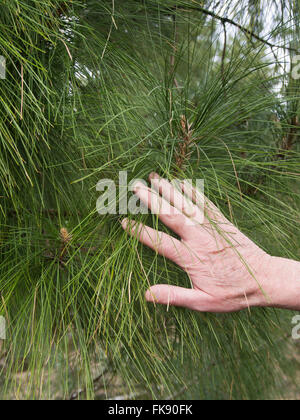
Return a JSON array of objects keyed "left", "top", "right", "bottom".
[{"left": 168, "top": 289, "right": 177, "bottom": 306}]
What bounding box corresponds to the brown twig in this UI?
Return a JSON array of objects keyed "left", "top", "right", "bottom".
[
  {"left": 284, "top": 115, "right": 299, "bottom": 150},
  {"left": 277, "top": 116, "right": 299, "bottom": 159},
  {"left": 175, "top": 115, "right": 194, "bottom": 171},
  {"left": 55, "top": 0, "right": 73, "bottom": 17},
  {"left": 61, "top": 39, "right": 73, "bottom": 61},
  {"left": 20, "top": 64, "right": 24, "bottom": 120}
]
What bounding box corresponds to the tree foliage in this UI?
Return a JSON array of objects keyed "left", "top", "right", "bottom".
[{"left": 0, "top": 0, "right": 300, "bottom": 399}]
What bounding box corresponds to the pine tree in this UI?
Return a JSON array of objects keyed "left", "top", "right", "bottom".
[{"left": 0, "top": 0, "right": 300, "bottom": 399}]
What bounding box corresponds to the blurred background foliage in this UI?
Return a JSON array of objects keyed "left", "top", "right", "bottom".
[{"left": 0, "top": 0, "right": 300, "bottom": 399}]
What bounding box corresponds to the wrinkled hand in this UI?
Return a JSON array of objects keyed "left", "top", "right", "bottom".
[{"left": 121, "top": 173, "right": 275, "bottom": 313}]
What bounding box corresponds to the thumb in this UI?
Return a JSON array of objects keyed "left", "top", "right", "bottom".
[{"left": 145, "top": 285, "right": 211, "bottom": 312}]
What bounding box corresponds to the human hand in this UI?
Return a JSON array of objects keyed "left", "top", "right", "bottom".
[{"left": 122, "top": 173, "right": 300, "bottom": 312}]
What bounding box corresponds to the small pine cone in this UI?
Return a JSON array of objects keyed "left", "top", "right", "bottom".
[{"left": 60, "top": 227, "right": 72, "bottom": 244}]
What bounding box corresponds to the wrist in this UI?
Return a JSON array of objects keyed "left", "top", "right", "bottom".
[{"left": 256, "top": 256, "right": 300, "bottom": 310}]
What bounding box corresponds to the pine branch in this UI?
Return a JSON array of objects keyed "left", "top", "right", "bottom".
[
  {"left": 221, "top": 21, "right": 227, "bottom": 90},
  {"left": 170, "top": 4, "right": 298, "bottom": 53},
  {"left": 170, "top": 6, "right": 179, "bottom": 89}
]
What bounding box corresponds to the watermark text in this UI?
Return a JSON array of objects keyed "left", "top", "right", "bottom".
[
  {"left": 0, "top": 316, "right": 6, "bottom": 340},
  {"left": 292, "top": 315, "right": 300, "bottom": 340},
  {"left": 96, "top": 172, "right": 204, "bottom": 226},
  {"left": 0, "top": 56, "right": 6, "bottom": 80}
]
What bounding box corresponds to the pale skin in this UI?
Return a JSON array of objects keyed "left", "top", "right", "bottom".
[{"left": 121, "top": 173, "right": 300, "bottom": 313}]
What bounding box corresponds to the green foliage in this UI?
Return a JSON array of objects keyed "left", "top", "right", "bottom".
[{"left": 0, "top": 0, "right": 300, "bottom": 399}]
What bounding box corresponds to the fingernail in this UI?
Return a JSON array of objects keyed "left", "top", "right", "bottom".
[
  {"left": 132, "top": 181, "right": 146, "bottom": 193},
  {"left": 145, "top": 289, "right": 158, "bottom": 302},
  {"left": 145, "top": 290, "right": 152, "bottom": 301},
  {"left": 149, "top": 172, "right": 159, "bottom": 180},
  {"left": 121, "top": 218, "right": 128, "bottom": 229}
]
